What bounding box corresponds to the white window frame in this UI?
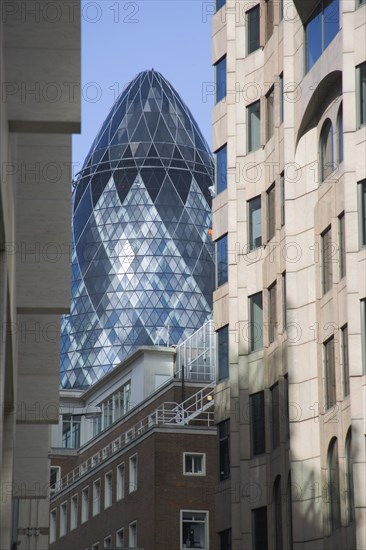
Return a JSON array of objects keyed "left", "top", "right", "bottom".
[
  {"left": 93, "top": 479, "right": 101, "bottom": 516},
  {"left": 116, "top": 463, "right": 125, "bottom": 501},
  {"left": 180, "top": 509, "right": 209, "bottom": 550},
  {"left": 50, "top": 508, "right": 57, "bottom": 544},
  {"left": 104, "top": 471, "right": 112, "bottom": 509},
  {"left": 50, "top": 466, "right": 61, "bottom": 496},
  {"left": 104, "top": 535, "right": 112, "bottom": 548},
  {"left": 129, "top": 520, "right": 138, "bottom": 548},
  {"left": 116, "top": 528, "right": 125, "bottom": 548},
  {"left": 60, "top": 501, "right": 67, "bottom": 538},
  {"left": 92, "top": 543, "right": 99, "bottom": 550},
  {"left": 70, "top": 493, "right": 78, "bottom": 531},
  {"left": 183, "top": 452, "right": 206, "bottom": 476},
  {"left": 129, "top": 454, "right": 138, "bottom": 493},
  {"left": 81, "top": 486, "right": 89, "bottom": 524}
]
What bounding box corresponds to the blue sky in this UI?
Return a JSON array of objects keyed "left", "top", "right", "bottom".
[{"left": 72, "top": 0, "right": 215, "bottom": 174}]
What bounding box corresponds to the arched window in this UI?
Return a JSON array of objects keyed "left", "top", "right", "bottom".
[
  {"left": 273, "top": 476, "right": 283, "bottom": 550},
  {"left": 287, "top": 473, "right": 293, "bottom": 550},
  {"left": 337, "top": 104, "right": 343, "bottom": 164},
  {"left": 327, "top": 437, "right": 341, "bottom": 532},
  {"left": 345, "top": 428, "right": 354, "bottom": 524},
  {"left": 320, "top": 119, "right": 334, "bottom": 182}
]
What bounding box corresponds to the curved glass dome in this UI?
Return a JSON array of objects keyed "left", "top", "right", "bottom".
[{"left": 61, "top": 70, "right": 214, "bottom": 389}]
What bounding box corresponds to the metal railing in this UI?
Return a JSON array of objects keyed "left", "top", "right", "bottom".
[{"left": 51, "top": 384, "right": 215, "bottom": 497}]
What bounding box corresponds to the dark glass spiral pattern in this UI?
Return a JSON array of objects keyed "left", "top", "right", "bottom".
[{"left": 61, "top": 70, "right": 214, "bottom": 389}]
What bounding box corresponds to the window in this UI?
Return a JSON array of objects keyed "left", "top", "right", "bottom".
[
  {"left": 273, "top": 477, "right": 283, "bottom": 550},
  {"left": 116, "top": 463, "right": 125, "bottom": 501},
  {"left": 266, "top": 184, "right": 276, "bottom": 241},
  {"left": 337, "top": 104, "right": 343, "bottom": 164},
  {"left": 216, "top": 145, "right": 227, "bottom": 194},
  {"left": 248, "top": 195, "right": 262, "bottom": 251},
  {"left": 216, "top": 0, "right": 225, "bottom": 11},
  {"left": 280, "top": 173, "right": 285, "bottom": 226},
  {"left": 247, "top": 100, "right": 261, "bottom": 152},
  {"left": 219, "top": 528, "right": 232, "bottom": 550},
  {"left": 70, "top": 494, "right": 78, "bottom": 531},
  {"left": 50, "top": 466, "right": 61, "bottom": 495},
  {"left": 62, "top": 414, "right": 81, "bottom": 448},
  {"left": 359, "top": 179, "right": 366, "bottom": 247},
  {"left": 218, "top": 419, "right": 230, "bottom": 481},
  {"left": 50, "top": 509, "right": 57, "bottom": 544},
  {"left": 217, "top": 325, "right": 229, "bottom": 381},
  {"left": 265, "top": 0, "right": 274, "bottom": 41},
  {"left": 215, "top": 56, "right": 226, "bottom": 103},
  {"left": 305, "top": 0, "right": 340, "bottom": 71},
  {"left": 358, "top": 0, "right": 366, "bottom": 5},
  {"left": 287, "top": 474, "right": 294, "bottom": 550},
  {"left": 327, "top": 437, "right": 341, "bottom": 532},
  {"left": 268, "top": 281, "right": 277, "bottom": 345},
  {"left": 104, "top": 472, "right": 112, "bottom": 509},
  {"left": 324, "top": 337, "right": 336, "bottom": 409},
  {"left": 266, "top": 87, "right": 274, "bottom": 141},
  {"left": 247, "top": 5, "right": 260, "bottom": 54},
  {"left": 361, "top": 299, "right": 366, "bottom": 374},
  {"left": 183, "top": 453, "right": 206, "bottom": 475},
  {"left": 181, "top": 511, "right": 208, "bottom": 549},
  {"left": 129, "top": 454, "right": 138, "bottom": 493},
  {"left": 93, "top": 480, "right": 101, "bottom": 516},
  {"left": 216, "top": 234, "right": 228, "bottom": 287},
  {"left": 282, "top": 272, "right": 287, "bottom": 331},
  {"left": 116, "top": 528, "right": 125, "bottom": 548},
  {"left": 92, "top": 544, "right": 99, "bottom": 550},
  {"left": 60, "top": 501, "right": 67, "bottom": 537},
  {"left": 338, "top": 212, "right": 346, "bottom": 279},
  {"left": 250, "top": 391, "right": 266, "bottom": 456},
  {"left": 358, "top": 62, "right": 366, "bottom": 127},
  {"left": 252, "top": 507, "right": 268, "bottom": 550},
  {"left": 284, "top": 375, "right": 290, "bottom": 441},
  {"left": 249, "top": 292, "right": 263, "bottom": 352},
  {"left": 271, "top": 383, "right": 280, "bottom": 448},
  {"left": 279, "top": 74, "right": 284, "bottom": 123},
  {"left": 104, "top": 536, "right": 112, "bottom": 548},
  {"left": 321, "top": 226, "right": 333, "bottom": 294},
  {"left": 129, "top": 521, "right": 137, "bottom": 548},
  {"left": 81, "top": 486, "right": 89, "bottom": 523},
  {"left": 345, "top": 428, "right": 354, "bottom": 524},
  {"left": 320, "top": 119, "right": 334, "bottom": 182},
  {"left": 279, "top": 0, "right": 284, "bottom": 20}
]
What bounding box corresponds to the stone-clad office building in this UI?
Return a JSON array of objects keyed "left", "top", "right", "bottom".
[{"left": 212, "top": 0, "right": 366, "bottom": 549}]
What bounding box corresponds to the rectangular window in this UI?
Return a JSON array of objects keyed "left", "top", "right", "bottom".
[
  {"left": 284, "top": 375, "right": 290, "bottom": 440},
  {"left": 218, "top": 419, "right": 230, "bottom": 481},
  {"left": 116, "top": 463, "right": 125, "bottom": 501},
  {"left": 104, "top": 536, "right": 112, "bottom": 549},
  {"left": 279, "top": 0, "right": 284, "bottom": 21},
  {"left": 358, "top": 62, "right": 366, "bottom": 127},
  {"left": 216, "top": 234, "right": 228, "bottom": 287},
  {"left": 116, "top": 529, "right": 125, "bottom": 548},
  {"left": 247, "top": 100, "right": 261, "bottom": 152},
  {"left": 280, "top": 173, "right": 285, "bottom": 226},
  {"left": 93, "top": 480, "right": 101, "bottom": 516},
  {"left": 279, "top": 74, "right": 284, "bottom": 123},
  {"left": 104, "top": 472, "right": 112, "bottom": 509},
  {"left": 216, "top": 0, "right": 226, "bottom": 12},
  {"left": 129, "top": 521, "right": 137, "bottom": 548},
  {"left": 247, "top": 5, "right": 260, "bottom": 54},
  {"left": 265, "top": 0, "right": 274, "bottom": 41},
  {"left": 183, "top": 453, "right": 206, "bottom": 475},
  {"left": 359, "top": 180, "right": 366, "bottom": 247},
  {"left": 324, "top": 336, "right": 336, "bottom": 409},
  {"left": 249, "top": 292, "right": 263, "bottom": 352},
  {"left": 282, "top": 272, "right": 287, "bottom": 331},
  {"left": 92, "top": 544, "right": 99, "bottom": 550},
  {"left": 217, "top": 325, "right": 229, "bottom": 381},
  {"left": 216, "top": 145, "right": 227, "bottom": 194},
  {"left": 50, "top": 509, "right": 57, "bottom": 544},
  {"left": 113, "top": 381, "right": 131, "bottom": 422},
  {"left": 266, "top": 87, "right": 274, "bottom": 141},
  {"left": 81, "top": 487, "right": 89, "bottom": 523},
  {"left": 60, "top": 502, "right": 67, "bottom": 537},
  {"left": 129, "top": 454, "right": 138, "bottom": 493},
  {"left": 322, "top": 226, "right": 333, "bottom": 294},
  {"left": 306, "top": 0, "right": 339, "bottom": 71},
  {"left": 266, "top": 183, "right": 276, "bottom": 241},
  {"left": 341, "top": 325, "right": 349, "bottom": 398},
  {"left": 250, "top": 391, "right": 266, "bottom": 456},
  {"left": 181, "top": 511, "right": 208, "bottom": 549},
  {"left": 50, "top": 466, "right": 61, "bottom": 495},
  {"left": 248, "top": 195, "right": 262, "bottom": 251},
  {"left": 268, "top": 281, "right": 277, "bottom": 345},
  {"left": 219, "top": 528, "right": 232, "bottom": 550},
  {"left": 215, "top": 56, "right": 227, "bottom": 103},
  {"left": 252, "top": 507, "right": 268, "bottom": 550},
  {"left": 361, "top": 299, "right": 366, "bottom": 374},
  {"left": 62, "top": 414, "right": 81, "bottom": 448},
  {"left": 271, "top": 383, "right": 280, "bottom": 448},
  {"left": 338, "top": 212, "right": 346, "bottom": 278},
  {"left": 70, "top": 494, "right": 78, "bottom": 531}
]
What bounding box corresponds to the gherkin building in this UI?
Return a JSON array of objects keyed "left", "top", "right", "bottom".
[{"left": 61, "top": 70, "right": 214, "bottom": 389}]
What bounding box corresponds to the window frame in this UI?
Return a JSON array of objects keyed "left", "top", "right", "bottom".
[
  {"left": 215, "top": 144, "right": 227, "bottom": 194},
  {"left": 116, "top": 462, "right": 125, "bottom": 501},
  {"left": 249, "top": 291, "right": 263, "bottom": 352},
  {"left": 246, "top": 4, "right": 261, "bottom": 55},
  {"left": 81, "top": 486, "right": 89, "bottom": 524},
  {"left": 319, "top": 119, "right": 334, "bottom": 183},
  {"left": 215, "top": 55, "right": 227, "bottom": 104},
  {"left": 266, "top": 183, "right": 276, "bottom": 242},
  {"left": 129, "top": 520, "right": 138, "bottom": 549},
  {"left": 215, "top": 233, "right": 228, "bottom": 287},
  {"left": 70, "top": 493, "right": 78, "bottom": 531},
  {"left": 266, "top": 86, "right": 275, "bottom": 141},
  {"left": 250, "top": 391, "right": 266, "bottom": 456},
  {"left": 268, "top": 280, "right": 277, "bottom": 345},
  {"left": 252, "top": 506, "right": 269, "bottom": 550},
  {"left": 323, "top": 336, "right": 336, "bottom": 410},
  {"left": 358, "top": 179, "right": 366, "bottom": 248},
  {"left": 341, "top": 324, "right": 349, "bottom": 398},
  {"left": 305, "top": 0, "right": 340, "bottom": 72},
  {"left": 50, "top": 465, "right": 61, "bottom": 496},
  {"left": 92, "top": 479, "right": 101, "bottom": 517},
  {"left": 183, "top": 452, "right": 206, "bottom": 476},
  {"left": 327, "top": 437, "right": 341, "bottom": 533},
  {"left": 338, "top": 212, "right": 346, "bottom": 279},
  {"left": 247, "top": 100, "right": 261, "bottom": 153},
  {"left": 271, "top": 382, "right": 280, "bottom": 449},
  {"left": 218, "top": 419, "right": 230, "bottom": 481},
  {"left": 50, "top": 508, "right": 57, "bottom": 544},
  {"left": 248, "top": 195, "right": 262, "bottom": 251},
  {"left": 321, "top": 225, "right": 333, "bottom": 294},
  {"left": 273, "top": 476, "right": 283, "bottom": 550},
  {"left": 217, "top": 324, "right": 229, "bottom": 381},
  {"left": 60, "top": 501, "right": 68, "bottom": 538},
  {"left": 104, "top": 471, "right": 113, "bottom": 509},
  {"left": 116, "top": 528, "right": 125, "bottom": 549},
  {"left": 180, "top": 510, "right": 209, "bottom": 550},
  {"left": 129, "top": 454, "right": 138, "bottom": 493},
  {"left": 357, "top": 62, "right": 366, "bottom": 128}
]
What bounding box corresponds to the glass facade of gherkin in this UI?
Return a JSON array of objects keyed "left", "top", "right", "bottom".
[{"left": 60, "top": 70, "right": 214, "bottom": 389}]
